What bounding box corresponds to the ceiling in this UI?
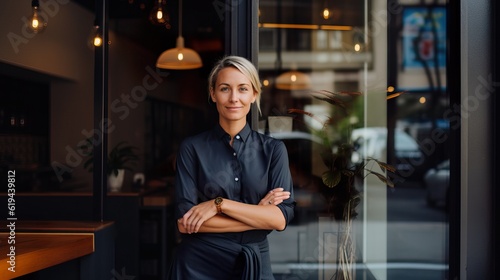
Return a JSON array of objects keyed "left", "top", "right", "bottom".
[
  {"left": 72, "top": 0, "right": 225, "bottom": 54},
  {"left": 71, "top": 0, "right": 365, "bottom": 58}
]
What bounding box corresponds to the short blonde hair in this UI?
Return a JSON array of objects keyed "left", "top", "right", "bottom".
[{"left": 208, "top": 55, "right": 262, "bottom": 114}]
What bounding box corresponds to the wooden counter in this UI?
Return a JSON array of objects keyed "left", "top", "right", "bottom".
[
  {"left": 0, "top": 220, "right": 114, "bottom": 233},
  {"left": 0, "top": 221, "right": 114, "bottom": 280},
  {"left": 0, "top": 188, "right": 173, "bottom": 279}
]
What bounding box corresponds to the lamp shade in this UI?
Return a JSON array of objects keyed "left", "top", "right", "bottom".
[
  {"left": 156, "top": 37, "right": 202, "bottom": 70},
  {"left": 275, "top": 70, "right": 311, "bottom": 90}
]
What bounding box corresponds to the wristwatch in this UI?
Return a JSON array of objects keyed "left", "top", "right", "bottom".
[{"left": 214, "top": 197, "right": 223, "bottom": 213}]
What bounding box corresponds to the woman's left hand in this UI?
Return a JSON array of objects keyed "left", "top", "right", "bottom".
[
  {"left": 259, "top": 187, "right": 291, "bottom": 206},
  {"left": 178, "top": 200, "right": 217, "bottom": 234}
]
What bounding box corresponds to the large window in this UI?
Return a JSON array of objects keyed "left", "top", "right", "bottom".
[{"left": 257, "top": 1, "right": 450, "bottom": 279}]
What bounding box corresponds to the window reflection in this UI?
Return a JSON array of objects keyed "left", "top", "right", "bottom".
[{"left": 258, "top": 0, "right": 449, "bottom": 279}]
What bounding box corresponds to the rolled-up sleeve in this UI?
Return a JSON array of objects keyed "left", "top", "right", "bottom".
[
  {"left": 269, "top": 141, "right": 295, "bottom": 229},
  {"left": 175, "top": 139, "right": 199, "bottom": 219}
]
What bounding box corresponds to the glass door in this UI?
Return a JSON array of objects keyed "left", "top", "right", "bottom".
[{"left": 257, "top": 0, "right": 449, "bottom": 279}]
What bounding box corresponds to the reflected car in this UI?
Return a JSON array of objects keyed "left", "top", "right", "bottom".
[
  {"left": 350, "top": 127, "right": 424, "bottom": 179},
  {"left": 424, "top": 159, "right": 450, "bottom": 208},
  {"left": 269, "top": 131, "right": 330, "bottom": 222}
]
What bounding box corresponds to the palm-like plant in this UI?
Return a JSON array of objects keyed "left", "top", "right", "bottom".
[
  {"left": 288, "top": 90, "right": 396, "bottom": 280},
  {"left": 79, "top": 139, "right": 139, "bottom": 176},
  {"left": 289, "top": 90, "right": 396, "bottom": 220}
]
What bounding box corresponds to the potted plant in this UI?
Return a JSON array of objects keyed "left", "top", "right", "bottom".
[
  {"left": 79, "top": 139, "right": 139, "bottom": 192},
  {"left": 288, "top": 90, "right": 397, "bottom": 280}
]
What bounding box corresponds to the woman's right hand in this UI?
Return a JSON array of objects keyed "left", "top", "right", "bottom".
[
  {"left": 179, "top": 199, "right": 218, "bottom": 234},
  {"left": 259, "top": 187, "right": 291, "bottom": 206}
]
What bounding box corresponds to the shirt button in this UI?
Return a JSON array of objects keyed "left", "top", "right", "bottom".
[
  {"left": 233, "top": 152, "right": 237, "bottom": 156},
  {"left": 236, "top": 135, "right": 241, "bottom": 140},
  {"left": 235, "top": 177, "right": 239, "bottom": 182}
]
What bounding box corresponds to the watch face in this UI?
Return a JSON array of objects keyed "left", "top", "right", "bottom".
[{"left": 215, "top": 197, "right": 223, "bottom": 205}]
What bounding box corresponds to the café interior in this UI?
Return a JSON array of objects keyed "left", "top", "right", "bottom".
[{"left": 0, "top": 0, "right": 461, "bottom": 279}]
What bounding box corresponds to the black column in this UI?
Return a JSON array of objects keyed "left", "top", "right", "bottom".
[
  {"left": 447, "top": 0, "right": 461, "bottom": 278},
  {"left": 492, "top": 0, "right": 499, "bottom": 276},
  {"left": 93, "top": 0, "right": 109, "bottom": 222},
  {"left": 224, "top": 0, "right": 259, "bottom": 129}
]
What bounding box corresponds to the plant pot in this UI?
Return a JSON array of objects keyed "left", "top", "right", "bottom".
[
  {"left": 108, "top": 169, "right": 125, "bottom": 192},
  {"left": 268, "top": 116, "right": 293, "bottom": 133},
  {"left": 317, "top": 215, "right": 356, "bottom": 280}
]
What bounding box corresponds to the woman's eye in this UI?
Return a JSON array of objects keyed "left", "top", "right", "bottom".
[
  {"left": 239, "top": 87, "right": 248, "bottom": 92},
  {"left": 220, "top": 87, "right": 229, "bottom": 92}
]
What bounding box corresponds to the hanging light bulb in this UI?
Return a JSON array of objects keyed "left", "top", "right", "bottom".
[
  {"left": 276, "top": 70, "right": 311, "bottom": 90},
  {"left": 149, "top": 0, "right": 171, "bottom": 28},
  {"left": 93, "top": 33, "right": 103, "bottom": 47},
  {"left": 353, "top": 29, "right": 365, "bottom": 52},
  {"left": 88, "top": 20, "right": 103, "bottom": 49},
  {"left": 322, "top": 8, "right": 330, "bottom": 20},
  {"left": 322, "top": 0, "right": 331, "bottom": 20},
  {"left": 26, "top": 0, "right": 47, "bottom": 33}
]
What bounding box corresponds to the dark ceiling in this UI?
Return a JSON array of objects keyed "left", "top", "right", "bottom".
[
  {"left": 72, "top": 0, "right": 225, "bottom": 55},
  {"left": 71, "top": 0, "right": 365, "bottom": 58}
]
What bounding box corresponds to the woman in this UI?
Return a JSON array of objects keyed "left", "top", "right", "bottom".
[{"left": 169, "top": 55, "right": 295, "bottom": 279}]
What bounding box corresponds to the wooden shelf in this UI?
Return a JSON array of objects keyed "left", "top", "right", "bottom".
[
  {"left": 0, "top": 220, "right": 115, "bottom": 279},
  {"left": 0, "top": 220, "right": 114, "bottom": 233},
  {"left": 0, "top": 233, "right": 94, "bottom": 279}
]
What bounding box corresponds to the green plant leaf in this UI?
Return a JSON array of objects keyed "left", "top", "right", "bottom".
[
  {"left": 312, "top": 90, "right": 362, "bottom": 111},
  {"left": 83, "top": 158, "right": 93, "bottom": 170},
  {"left": 342, "top": 169, "right": 355, "bottom": 177},
  {"left": 78, "top": 140, "right": 139, "bottom": 175},
  {"left": 366, "top": 170, "right": 395, "bottom": 187},
  {"left": 288, "top": 108, "right": 329, "bottom": 128},
  {"left": 322, "top": 169, "right": 341, "bottom": 188},
  {"left": 370, "top": 158, "right": 397, "bottom": 173}
]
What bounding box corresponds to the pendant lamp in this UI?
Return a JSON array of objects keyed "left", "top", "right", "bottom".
[
  {"left": 275, "top": 70, "right": 311, "bottom": 90},
  {"left": 156, "top": 0, "right": 202, "bottom": 70}
]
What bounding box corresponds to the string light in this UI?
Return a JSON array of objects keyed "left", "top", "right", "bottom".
[
  {"left": 322, "top": 8, "right": 330, "bottom": 20},
  {"left": 149, "top": 0, "right": 171, "bottom": 28},
  {"left": 88, "top": 20, "right": 103, "bottom": 50},
  {"left": 26, "top": 0, "right": 47, "bottom": 33}
]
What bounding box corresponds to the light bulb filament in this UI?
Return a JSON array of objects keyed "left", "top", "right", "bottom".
[
  {"left": 27, "top": 5, "right": 47, "bottom": 33},
  {"left": 323, "top": 8, "right": 330, "bottom": 19},
  {"left": 94, "top": 36, "right": 102, "bottom": 47},
  {"left": 156, "top": 9, "right": 163, "bottom": 20},
  {"left": 31, "top": 18, "right": 40, "bottom": 28}
]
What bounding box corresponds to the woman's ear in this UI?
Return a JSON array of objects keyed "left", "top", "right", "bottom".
[
  {"left": 251, "top": 90, "right": 257, "bottom": 103},
  {"left": 210, "top": 88, "right": 216, "bottom": 102}
]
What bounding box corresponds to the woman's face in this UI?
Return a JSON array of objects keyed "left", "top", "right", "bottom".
[{"left": 210, "top": 67, "right": 256, "bottom": 125}]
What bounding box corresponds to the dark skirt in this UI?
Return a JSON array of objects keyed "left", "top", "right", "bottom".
[{"left": 167, "top": 232, "right": 274, "bottom": 280}]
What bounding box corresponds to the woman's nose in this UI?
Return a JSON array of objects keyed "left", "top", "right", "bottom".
[{"left": 229, "top": 90, "right": 238, "bottom": 102}]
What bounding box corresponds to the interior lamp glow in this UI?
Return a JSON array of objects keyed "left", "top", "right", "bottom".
[
  {"left": 27, "top": 0, "right": 47, "bottom": 33},
  {"left": 93, "top": 34, "right": 103, "bottom": 47},
  {"left": 149, "top": 0, "right": 171, "bottom": 28},
  {"left": 276, "top": 70, "right": 311, "bottom": 90},
  {"left": 156, "top": 0, "right": 202, "bottom": 70},
  {"left": 322, "top": 8, "right": 330, "bottom": 20},
  {"left": 354, "top": 43, "right": 361, "bottom": 52},
  {"left": 87, "top": 20, "right": 103, "bottom": 50},
  {"left": 92, "top": 22, "right": 102, "bottom": 47}
]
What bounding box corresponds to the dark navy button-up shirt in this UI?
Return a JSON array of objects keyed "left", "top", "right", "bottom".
[{"left": 174, "top": 122, "right": 295, "bottom": 231}]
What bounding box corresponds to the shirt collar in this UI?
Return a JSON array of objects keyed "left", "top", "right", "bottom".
[{"left": 214, "top": 122, "right": 252, "bottom": 142}]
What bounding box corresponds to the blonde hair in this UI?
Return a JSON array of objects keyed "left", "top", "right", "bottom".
[{"left": 208, "top": 55, "right": 262, "bottom": 114}]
